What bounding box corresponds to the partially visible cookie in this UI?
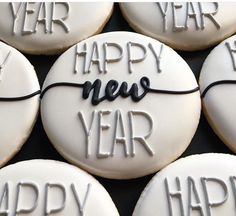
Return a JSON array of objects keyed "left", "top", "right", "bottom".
[
  {"left": 0, "top": 160, "right": 119, "bottom": 215},
  {"left": 40, "top": 31, "right": 200, "bottom": 179},
  {"left": 0, "top": 2, "right": 113, "bottom": 55},
  {"left": 0, "top": 41, "right": 40, "bottom": 166},
  {"left": 120, "top": 2, "right": 236, "bottom": 51},
  {"left": 133, "top": 153, "right": 236, "bottom": 216},
  {"left": 199, "top": 35, "right": 236, "bottom": 153}
]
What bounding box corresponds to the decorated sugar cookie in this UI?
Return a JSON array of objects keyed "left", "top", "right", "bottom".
[
  {"left": 0, "top": 41, "right": 40, "bottom": 166},
  {"left": 40, "top": 32, "right": 200, "bottom": 179},
  {"left": 200, "top": 35, "right": 236, "bottom": 153},
  {"left": 133, "top": 153, "right": 236, "bottom": 216},
  {"left": 0, "top": 160, "right": 119, "bottom": 215},
  {"left": 120, "top": 2, "right": 236, "bottom": 51},
  {"left": 0, "top": 2, "right": 113, "bottom": 54}
]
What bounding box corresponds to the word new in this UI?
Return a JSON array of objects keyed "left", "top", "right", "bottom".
[
  {"left": 10, "top": 2, "right": 70, "bottom": 35},
  {"left": 0, "top": 182, "right": 91, "bottom": 216},
  {"left": 157, "top": 2, "right": 220, "bottom": 32}
]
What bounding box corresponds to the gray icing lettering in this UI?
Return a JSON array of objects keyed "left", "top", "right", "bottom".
[
  {"left": 50, "top": 2, "right": 70, "bottom": 33},
  {"left": 78, "top": 111, "right": 95, "bottom": 158},
  {"left": 129, "top": 110, "right": 154, "bottom": 157},
  {"left": 15, "top": 181, "right": 39, "bottom": 214},
  {"left": 111, "top": 109, "right": 129, "bottom": 157},
  {"left": 187, "top": 177, "right": 204, "bottom": 216},
  {"left": 148, "top": 43, "right": 163, "bottom": 73},
  {"left": 103, "top": 42, "right": 123, "bottom": 74},
  {"left": 74, "top": 43, "right": 88, "bottom": 74},
  {"left": 199, "top": 2, "right": 220, "bottom": 30},
  {"left": 45, "top": 183, "right": 66, "bottom": 215},
  {"left": 9, "top": 3, "right": 24, "bottom": 35},
  {"left": 165, "top": 177, "right": 185, "bottom": 216},
  {"left": 87, "top": 42, "right": 103, "bottom": 74},
  {"left": 230, "top": 176, "right": 236, "bottom": 210},
  {"left": 0, "top": 182, "right": 9, "bottom": 215},
  {"left": 201, "top": 177, "right": 228, "bottom": 216},
  {"left": 127, "top": 42, "right": 147, "bottom": 74},
  {"left": 225, "top": 41, "right": 236, "bottom": 71},
  {"left": 171, "top": 2, "right": 185, "bottom": 32},
  {"left": 97, "top": 110, "right": 111, "bottom": 158},
  {"left": 22, "top": 2, "right": 35, "bottom": 35},
  {"left": 33, "top": 2, "right": 48, "bottom": 33},
  {"left": 71, "top": 183, "right": 91, "bottom": 216},
  {"left": 186, "top": 2, "right": 200, "bottom": 30},
  {"left": 157, "top": 2, "right": 169, "bottom": 32},
  {"left": 10, "top": 2, "right": 70, "bottom": 35},
  {"left": 0, "top": 51, "right": 11, "bottom": 82}
]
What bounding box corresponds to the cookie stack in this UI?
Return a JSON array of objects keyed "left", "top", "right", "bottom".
[{"left": 0, "top": 2, "right": 236, "bottom": 216}]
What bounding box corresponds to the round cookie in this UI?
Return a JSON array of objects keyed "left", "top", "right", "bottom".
[
  {"left": 133, "top": 153, "right": 236, "bottom": 216},
  {"left": 120, "top": 2, "right": 236, "bottom": 51},
  {"left": 0, "top": 160, "right": 119, "bottom": 215},
  {"left": 199, "top": 35, "right": 236, "bottom": 153},
  {"left": 40, "top": 31, "right": 201, "bottom": 179},
  {"left": 0, "top": 2, "right": 113, "bottom": 55},
  {"left": 0, "top": 41, "right": 40, "bottom": 166}
]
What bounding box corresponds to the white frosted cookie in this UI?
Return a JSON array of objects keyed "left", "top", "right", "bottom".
[
  {"left": 120, "top": 2, "right": 236, "bottom": 51},
  {"left": 133, "top": 153, "right": 236, "bottom": 216},
  {"left": 0, "top": 160, "right": 119, "bottom": 215},
  {"left": 40, "top": 31, "right": 200, "bottom": 179},
  {"left": 0, "top": 41, "right": 40, "bottom": 166},
  {"left": 199, "top": 35, "right": 236, "bottom": 153},
  {"left": 0, "top": 2, "right": 113, "bottom": 55}
]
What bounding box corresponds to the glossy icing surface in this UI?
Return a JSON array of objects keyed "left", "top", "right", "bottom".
[
  {"left": 0, "top": 41, "right": 40, "bottom": 166},
  {"left": 133, "top": 153, "right": 236, "bottom": 216},
  {"left": 199, "top": 35, "right": 236, "bottom": 153},
  {"left": 120, "top": 2, "right": 236, "bottom": 51},
  {"left": 41, "top": 31, "right": 200, "bottom": 179},
  {"left": 0, "top": 2, "right": 113, "bottom": 54},
  {"left": 0, "top": 160, "right": 119, "bottom": 215}
]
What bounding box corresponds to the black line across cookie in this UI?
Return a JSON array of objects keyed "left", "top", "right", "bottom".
[
  {"left": 40, "top": 31, "right": 201, "bottom": 179},
  {"left": 200, "top": 34, "right": 236, "bottom": 153},
  {"left": 0, "top": 41, "right": 40, "bottom": 166}
]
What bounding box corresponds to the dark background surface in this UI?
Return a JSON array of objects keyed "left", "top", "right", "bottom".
[{"left": 6, "top": 3, "right": 233, "bottom": 216}]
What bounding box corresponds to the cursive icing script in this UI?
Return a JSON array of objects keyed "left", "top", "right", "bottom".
[{"left": 40, "top": 76, "right": 199, "bottom": 105}]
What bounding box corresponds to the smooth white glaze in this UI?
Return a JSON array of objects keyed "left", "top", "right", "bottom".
[
  {"left": 40, "top": 32, "right": 200, "bottom": 179},
  {"left": 0, "top": 41, "right": 40, "bottom": 166},
  {"left": 120, "top": 2, "right": 236, "bottom": 51},
  {"left": 133, "top": 153, "right": 236, "bottom": 216},
  {"left": 0, "top": 160, "right": 119, "bottom": 215},
  {"left": 0, "top": 2, "right": 113, "bottom": 54},
  {"left": 199, "top": 35, "right": 236, "bottom": 153}
]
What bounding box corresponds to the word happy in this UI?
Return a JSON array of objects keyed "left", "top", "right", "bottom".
[
  {"left": 9, "top": 2, "right": 70, "bottom": 35},
  {"left": 74, "top": 41, "right": 163, "bottom": 74},
  {"left": 0, "top": 182, "right": 91, "bottom": 215},
  {"left": 157, "top": 2, "right": 220, "bottom": 32},
  {"left": 165, "top": 176, "right": 236, "bottom": 216}
]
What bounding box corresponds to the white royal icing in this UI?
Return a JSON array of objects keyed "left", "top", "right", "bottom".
[
  {"left": 133, "top": 153, "right": 236, "bottom": 216},
  {"left": 0, "top": 2, "right": 113, "bottom": 54},
  {"left": 120, "top": 2, "right": 236, "bottom": 51},
  {"left": 40, "top": 32, "right": 200, "bottom": 179},
  {"left": 0, "top": 41, "right": 40, "bottom": 166},
  {"left": 0, "top": 160, "right": 119, "bottom": 215},
  {"left": 199, "top": 35, "right": 236, "bottom": 153}
]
